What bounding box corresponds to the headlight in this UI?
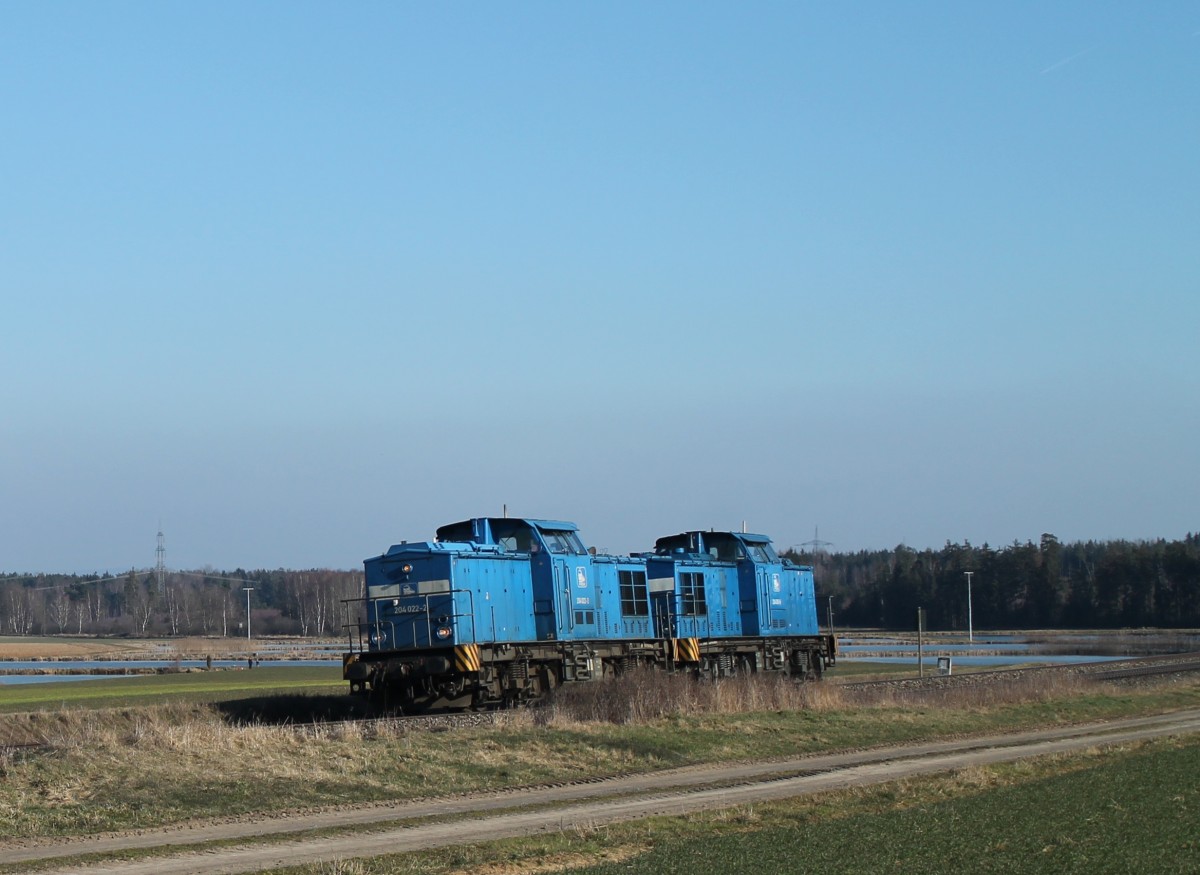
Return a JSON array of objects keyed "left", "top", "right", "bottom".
[{"left": 435, "top": 626, "right": 452, "bottom": 640}]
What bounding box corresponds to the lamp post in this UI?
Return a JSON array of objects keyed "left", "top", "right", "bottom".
[
  {"left": 964, "top": 572, "right": 974, "bottom": 644},
  {"left": 917, "top": 606, "right": 926, "bottom": 678},
  {"left": 243, "top": 586, "right": 254, "bottom": 641}
]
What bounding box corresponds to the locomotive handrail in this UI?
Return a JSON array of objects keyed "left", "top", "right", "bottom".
[{"left": 342, "top": 586, "right": 478, "bottom": 652}]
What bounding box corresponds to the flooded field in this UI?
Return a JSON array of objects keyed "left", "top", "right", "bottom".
[
  {"left": 0, "top": 636, "right": 342, "bottom": 685},
  {"left": 838, "top": 629, "right": 1200, "bottom": 669},
  {"left": 3, "top": 630, "right": 1198, "bottom": 685}
]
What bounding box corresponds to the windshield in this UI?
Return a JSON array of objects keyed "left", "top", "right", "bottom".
[
  {"left": 541, "top": 529, "right": 587, "bottom": 554},
  {"left": 491, "top": 520, "right": 538, "bottom": 552},
  {"left": 746, "top": 543, "right": 775, "bottom": 563}
]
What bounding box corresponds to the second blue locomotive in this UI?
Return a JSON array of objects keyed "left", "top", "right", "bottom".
[{"left": 343, "top": 516, "right": 836, "bottom": 710}]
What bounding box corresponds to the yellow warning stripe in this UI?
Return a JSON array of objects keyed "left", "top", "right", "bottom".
[
  {"left": 454, "top": 643, "right": 481, "bottom": 673},
  {"left": 672, "top": 637, "right": 700, "bottom": 663},
  {"left": 342, "top": 652, "right": 359, "bottom": 679}
]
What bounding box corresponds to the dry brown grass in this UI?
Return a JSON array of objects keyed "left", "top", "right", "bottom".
[
  {"left": 538, "top": 668, "right": 845, "bottom": 725},
  {"left": 536, "top": 666, "right": 1130, "bottom": 727},
  {"left": 842, "top": 671, "right": 1097, "bottom": 710},
  {"left": 0, "top": 638, "right": 152, "bottom": 659},
  {"left": 168, "top": 636, "right": 251, "bottom": 656}
]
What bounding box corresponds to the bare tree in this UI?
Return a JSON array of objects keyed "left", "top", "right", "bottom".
[
  {"left": 290, "top": 574, "right": 314, "bottom": 636},
  {"left": 46, "top": 591, "right": 71, "bottom": 633},
  {"left": 5, "top": 583, "right": 34, "bottom": 635},
  {"left": 127, "top": 577, "right": 156, "bottom": 635}
]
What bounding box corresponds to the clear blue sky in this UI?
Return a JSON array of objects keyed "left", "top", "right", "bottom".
[{"left": 2, "top": 3, "right": 1197, "bottom": 572}]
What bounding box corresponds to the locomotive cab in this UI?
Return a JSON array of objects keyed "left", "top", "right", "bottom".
[
  {"left": 654, "top": 530, "right": 812, "bottom": 636},
  {"left": 345, "top": 517, "right": 602, "bottom": 709}
]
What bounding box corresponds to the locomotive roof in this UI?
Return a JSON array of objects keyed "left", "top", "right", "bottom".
[
  {"left": 524, "top": 518, "right": 579, "bottom": 532},
  {"left": 434, "top": 517, "right": 579, "bottom": 538},
  {"left": 651, "top": 529, "right": 778, "bottom": 560},
  {"left": 655, "top": 530, "right": 773, "bottom": 544}
]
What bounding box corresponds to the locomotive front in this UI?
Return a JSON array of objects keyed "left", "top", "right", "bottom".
[
  {"left": 342, "top": 538, "right": 488, "bottom": 708},
  {"left": 342, "top": 518, "right": 571, "bottom": 710}
]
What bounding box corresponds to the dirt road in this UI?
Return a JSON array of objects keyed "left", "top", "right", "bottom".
[{"left": 7, "top": 708, "right": 1199, "bottom": 875}]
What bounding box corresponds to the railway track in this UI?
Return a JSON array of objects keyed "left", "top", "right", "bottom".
[
  {"left": 1087, "top": 655, "right": 1200, "bottom": 682},
  {"left": 6, "top": 653, "right": 1199, "bottom": 752},
  {"left": 837, "top": 651, "right": 1200, "bottom": 694},
  {"left": 292, "top": 652, "right": 1200, "bottom": 734}
]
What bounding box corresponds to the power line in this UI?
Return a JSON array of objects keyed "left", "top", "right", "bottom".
[
  {"left": 798, "top": 526, "right": 834, "bottom": 554},
  {"left": 155, "top": 527, "right": 166, "bottom": 594},
  {"left": 21, "top": 570, "right": 259, "bottom": 593}
]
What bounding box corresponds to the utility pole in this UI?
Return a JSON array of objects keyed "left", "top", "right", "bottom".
[
  {"left": 243, "top": 586, "right": 254, "bottom": 641},
  {"left": 964, "top": 571, "right": 974, "bottom": 644},
  {"left": 917, "top": 606, "right": 926, "bottom": 678}
]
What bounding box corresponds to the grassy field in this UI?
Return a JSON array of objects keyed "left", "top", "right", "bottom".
[
  {"left": 0, "top": 636, "right": 160, "bottom": 659},
  {"left": 823, "top": 660, "right": 918, "bottom": 679},
  {"left": 279, "top": 736, "right": 1200, "bottom": 875},
  {"left": 4, "top": 635, "right": 1196, "bottom": 873},
  {"left": 0, "top": 666, "right": 345, "bottom": 713},
  {"left": 0, "top": 634, "right": 336, "bottom": 660},
  {"left": 567, "top": 738, "right": 1200, "bottom": 875},
  {"left": 1, "top": 669, "right": 1198, "bottom": 843}
]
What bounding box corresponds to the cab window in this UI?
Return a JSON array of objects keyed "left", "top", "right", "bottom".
[
  {"left": 706, "top": 535, "right": 744, "bottom": 562},
  {"left": 541, "top": 529, "right": 586, "bottom": 554},
  {"left": 493, "top": 521, "right": 537, "bottom": 553}
]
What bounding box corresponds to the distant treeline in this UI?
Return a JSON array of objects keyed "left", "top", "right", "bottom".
[
  {"left": 0, "top": 569, "right": 361, "bottom": 638},
  {"left": 3, "top": 533, "right": 1199, "bottom": 638},
  {"left": 783, "top": 533, "right": 1200, "bottom": 631}
]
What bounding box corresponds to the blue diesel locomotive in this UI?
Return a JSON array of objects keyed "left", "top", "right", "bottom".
[{"left": 342, "top": 516, "right": 836, "bottom": 710}]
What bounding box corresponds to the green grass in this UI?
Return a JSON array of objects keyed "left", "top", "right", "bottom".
[
  {"left": 0, "top": 666, "right": 344, "bottom": 711},
  {"left": 568, "top": 737, "right": 1200, "bottom": 875},
  {"left": 823, "top": 660, "right": 918, "bottom": 679}
]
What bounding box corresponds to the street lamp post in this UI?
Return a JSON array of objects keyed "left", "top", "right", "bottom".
[
  {"left": 243, "top": 586, "right": 254, "bottom": 641},
  {"left": 964, "top": 572, "right": 974, "bottom": 645}
]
